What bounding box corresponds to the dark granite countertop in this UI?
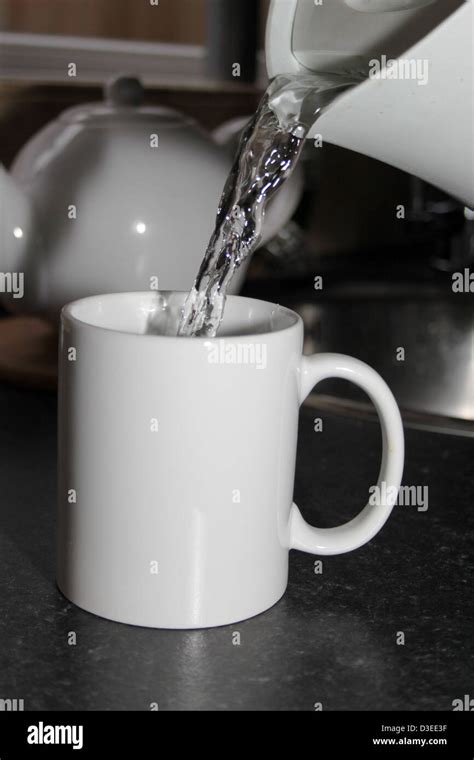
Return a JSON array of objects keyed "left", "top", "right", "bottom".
[{"left": 0, "top": 382, "right": 472, "bottom": 711}]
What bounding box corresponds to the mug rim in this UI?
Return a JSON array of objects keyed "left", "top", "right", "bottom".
[{"left": 61, "top": 291, "right": 303, "bottom": 341}]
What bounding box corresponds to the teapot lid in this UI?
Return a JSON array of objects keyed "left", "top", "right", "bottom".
[{"left": 59, "top": 76, "right": 193, "bottom": 128}]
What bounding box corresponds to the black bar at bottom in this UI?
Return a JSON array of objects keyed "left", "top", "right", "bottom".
[{"left": 0, "top": 711, "right": 472, "bottom": 757}]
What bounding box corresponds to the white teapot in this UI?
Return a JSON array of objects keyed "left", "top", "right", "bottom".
[{"left": 0, "top": 76, "right": 302, "bottom": 318}]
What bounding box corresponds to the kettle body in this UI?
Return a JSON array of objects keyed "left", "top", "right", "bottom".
[{"left": 266, "top": 0, "right": 473, "bottom": 206}]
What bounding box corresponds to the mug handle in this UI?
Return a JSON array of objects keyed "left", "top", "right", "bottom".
[{"left": 290, "top": 353, "right": 405, "bottom": 555}]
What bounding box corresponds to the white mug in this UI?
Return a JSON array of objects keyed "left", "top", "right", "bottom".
[{"left": 57, "top": 292, "right": 404, "bottom": 629}]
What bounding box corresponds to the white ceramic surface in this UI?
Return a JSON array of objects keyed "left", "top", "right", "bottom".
[
  {"left": 57, "top": 292, "right": 404, "bottom": 629},
  {"left": 266, "top": 0, "right": 473, "bottom": 206}
]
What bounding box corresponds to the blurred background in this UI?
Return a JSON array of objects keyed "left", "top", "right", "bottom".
[
  {"left": 0, "top": 0, "right": 472, "bottom": 431},
  {"left": 0, "top": 0, "right": 211, "bottom": 42}
]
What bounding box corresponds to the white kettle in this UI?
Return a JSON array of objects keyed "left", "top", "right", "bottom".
[
  {"left": 266, "top": 0, "right": 473, "bottom": 206},
  {"left": 0, "top": 77, "right": 302, "bottom": 317}
]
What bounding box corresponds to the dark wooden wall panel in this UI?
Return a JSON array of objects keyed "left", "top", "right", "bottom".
[{"left": 0, "top": 0, "right": 209, "bottom": 44}]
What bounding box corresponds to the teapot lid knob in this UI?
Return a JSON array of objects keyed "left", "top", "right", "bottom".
[{"left": 105, "top": 76, "right": 145, "bottom": 107}]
